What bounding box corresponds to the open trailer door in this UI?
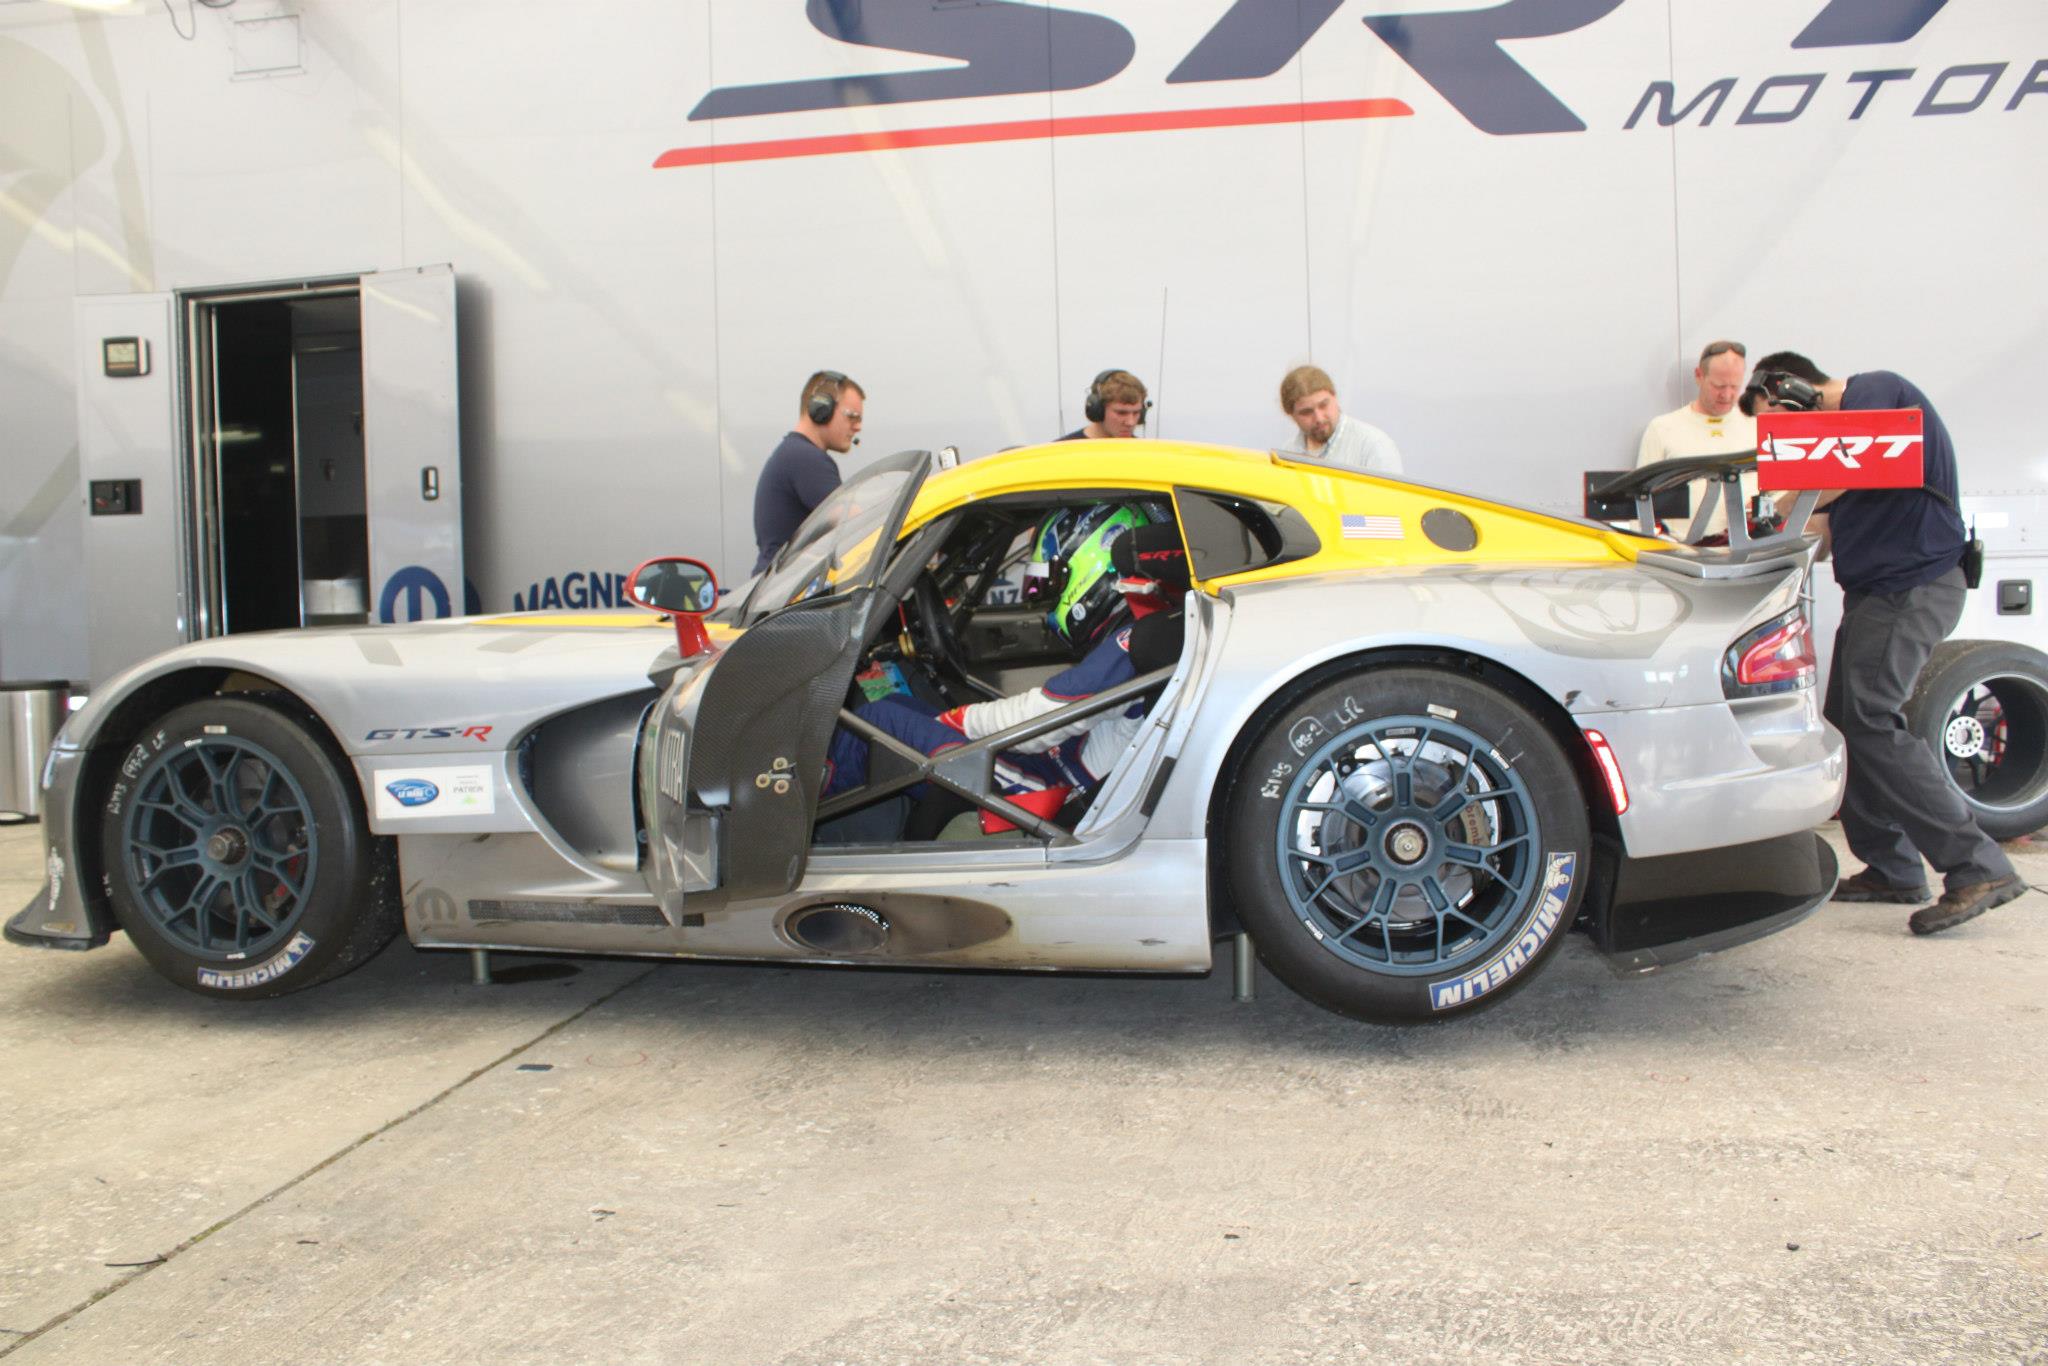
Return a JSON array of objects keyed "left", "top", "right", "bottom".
[{"left": 360, "top": 264, "right": 463, "bottom": 623}]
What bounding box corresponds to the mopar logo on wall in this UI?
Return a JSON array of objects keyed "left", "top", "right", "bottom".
[{"left": 380, "top": 566, "right": 452, "bottom": 623}]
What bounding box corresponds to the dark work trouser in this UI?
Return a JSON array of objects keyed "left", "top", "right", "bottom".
[{"left": 1824, "top": 567, "right": 2014, "bottom": 891}]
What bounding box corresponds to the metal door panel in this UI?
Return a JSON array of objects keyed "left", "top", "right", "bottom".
[
  {"left": 75, "top": 293, "right": 181, "bottom": 685},
  {"left": 361, "top": 264, "right": 463, "bottom": 623}
]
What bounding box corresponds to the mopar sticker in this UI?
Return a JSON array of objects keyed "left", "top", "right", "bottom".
[
  {"left": 198, "top": 932, "right": 316, "bottom": 990},
  {"left": 373, "top": 765, "right": 495, "bottom": 820},
  {"left": 1429, "top": 852, "right": 1577, "bottom": 1011}
]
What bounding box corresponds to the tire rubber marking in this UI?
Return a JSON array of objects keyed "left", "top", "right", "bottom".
[
  {"left": 197, "top": 932, "right": 317, "bottom": 990},
  {"left": 1428, "top": 852, "right": 1575, "bottom": 1011}
]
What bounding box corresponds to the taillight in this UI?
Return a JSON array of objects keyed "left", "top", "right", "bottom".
[
  {"left": 1722, "top": 608, "right": 1816, "bottom": 698},
  {"left": 1582, "top": 728, "right": 1629, "bottom": 815}
]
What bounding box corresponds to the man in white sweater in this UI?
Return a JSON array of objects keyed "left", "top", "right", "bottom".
[
  {"left": 1278, "top": 365, "right": 1403, "bottom": 476},
  {"left": 1635, "top": 339, "right": 1758, "bottom": 541}
]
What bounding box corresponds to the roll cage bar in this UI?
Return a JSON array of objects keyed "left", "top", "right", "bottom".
[{"left": 814, "top": 664, "right": 1176, "bottom": 846}]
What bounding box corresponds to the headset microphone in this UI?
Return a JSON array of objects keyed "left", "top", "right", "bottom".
[{"left": 1084, "top": 369, "right": 1152, "bottom": 424}]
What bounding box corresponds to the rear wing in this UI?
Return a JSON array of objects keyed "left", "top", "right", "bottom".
[{"left": 1589, "top": 454, "right": 1821, "bottom": 581}]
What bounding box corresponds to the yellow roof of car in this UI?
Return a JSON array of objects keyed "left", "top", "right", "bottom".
[{"left": 905, "top": 439, "right": 1644, "bottom": 586}]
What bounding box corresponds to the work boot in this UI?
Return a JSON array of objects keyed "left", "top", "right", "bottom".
[
  {"left": 1907, "top": 874, "right": 2029, "bottom": 936},
  {"left": 1832, "top": 867, "right": 1932, "bottom": 904}
]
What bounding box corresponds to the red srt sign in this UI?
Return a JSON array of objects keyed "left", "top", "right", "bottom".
[{"left": 1756, "top": 409, "right": 1925, "bottom": 490}]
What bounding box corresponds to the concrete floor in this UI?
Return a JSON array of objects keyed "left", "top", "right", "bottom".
[{"left": 1, "top": 818, "right": 2043, "bottom": 1366}]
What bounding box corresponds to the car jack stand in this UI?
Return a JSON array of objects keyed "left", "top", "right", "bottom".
[
  {"left": 1232, "top": 932, "right": 1255, "bottom": 1003},
  {"left": 470, "top": 948, "right": 493, "bottom": 986}
]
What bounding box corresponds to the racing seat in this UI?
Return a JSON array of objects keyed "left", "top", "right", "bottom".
[{"left": 816, "top": 523, "right": 1192, "bottom": 845}]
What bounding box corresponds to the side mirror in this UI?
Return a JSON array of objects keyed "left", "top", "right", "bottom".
[{"left": 628, "top": 556, "right": 719, "bottom": 658}]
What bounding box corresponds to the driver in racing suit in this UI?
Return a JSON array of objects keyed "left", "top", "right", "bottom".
[{"left": 821, "top": 522, "right": 1191, "bottom": 823}]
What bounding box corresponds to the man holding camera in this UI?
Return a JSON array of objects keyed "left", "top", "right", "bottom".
[{"left": 1743, "top": 352, "right": 2023, "bottom": 935}]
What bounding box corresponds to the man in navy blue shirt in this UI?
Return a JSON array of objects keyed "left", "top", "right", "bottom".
[
  {"left": 1744, "top": 352, "right": 2022, "bottom": 934},
  {"left": 1056, "top": 369, "right": 1149, "bottom": 442},
  {"left": 751, "top": 370, "right": 865, "bottom": 575}
]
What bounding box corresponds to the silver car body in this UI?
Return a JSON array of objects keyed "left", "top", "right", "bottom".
[{"left": 13, "top": 444, "right": 1844, "bottom": 986}]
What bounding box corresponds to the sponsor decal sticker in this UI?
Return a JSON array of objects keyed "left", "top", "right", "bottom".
[
  {"left": 198, "top": 931, "right": 316, "bottom": 990},
  {"left": 656, "top": 731, "right": 687, "bottom": 805},
  {"left": 1428, "top": 851, "right": 1577, "bottom": 1011},
  {"left": 46, "top": 848, "right": 64, "bottom": 905},
  {"left": 373, "top": 765, "right": 495, "bottom": 820},
  {"left": 385, "top": 778, "right": 440, "bottom": 808},
  {"left": 412, "top": 888, "right": 459, "bottom": 924},
  {"left": 1341, "top": 513, "right": 1404, "bottom": 541},
  {"left": 1756, "top": 409, "right": 1926, "bottom": 490}
]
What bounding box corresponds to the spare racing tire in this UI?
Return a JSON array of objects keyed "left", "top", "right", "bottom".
[
  {"left": 1905, "top": 639, "right": 2048, "bottom": 841},
  {"left": 1225, "top": 667, "right": 1590, "bottom": 1024}
]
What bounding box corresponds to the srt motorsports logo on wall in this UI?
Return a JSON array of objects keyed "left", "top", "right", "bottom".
[{"left": 656, "top": 0, "right": 2043, "bottom": 169}]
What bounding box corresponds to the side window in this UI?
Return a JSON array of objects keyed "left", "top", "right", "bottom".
[{"left": 1173, "top": 488, "right": 1320, "bottom": 579}]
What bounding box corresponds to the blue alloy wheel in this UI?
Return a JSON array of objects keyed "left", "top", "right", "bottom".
[
  {"left": 1275, "top": 714, "right": 1539, "bottom": 978},
  {"left": 118, "top": 734, "right": 319, "bottom": 958},
  {"left": 1225, "top": 667, "right": 1590, "bottom": 1022},
  {"left": 98, "top": 697, "right": 401, "bottom": 998}
]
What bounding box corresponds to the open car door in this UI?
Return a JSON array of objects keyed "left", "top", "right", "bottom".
[{"left": 640, "top": 449, "right": 931, "bottom": 915}]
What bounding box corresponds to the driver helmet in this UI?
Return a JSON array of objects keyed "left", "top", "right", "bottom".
[{"left": 1036, "top": 503, "right": 1151, "bottom": 646}]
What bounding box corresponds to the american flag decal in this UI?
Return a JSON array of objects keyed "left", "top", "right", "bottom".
[{"left": 1341, "top": 514, "right": 1403, "bottom": 540}]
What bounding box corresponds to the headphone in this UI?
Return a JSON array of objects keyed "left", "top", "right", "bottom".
[
  {"left": 1084, "top": 369, "right": 1151, "bottom": 425},
  {"left": 1744, "top": 369, "right": 1822, "bottom": 413},
  {"left": 805, "top": 370, "right": 849, "bottom": 426}
]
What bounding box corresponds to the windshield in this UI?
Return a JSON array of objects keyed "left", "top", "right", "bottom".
[{"left": 740, "top": 460, "right": 918, "bottom": 624}]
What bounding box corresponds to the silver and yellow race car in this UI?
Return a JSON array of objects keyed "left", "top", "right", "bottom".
[{"left": 8, "top": 442, "right": 1843, "bottom": 1022}]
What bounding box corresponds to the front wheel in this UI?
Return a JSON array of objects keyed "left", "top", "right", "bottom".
[
  {"left": 99, "top": 697, "right": 399, "bottom": 998},
  {"left": 1226, "top": 668, "right": 1590, "bottom": 1023}
]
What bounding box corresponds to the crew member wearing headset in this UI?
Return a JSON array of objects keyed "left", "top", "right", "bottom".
[
  {"left": 752, "top": 369, "right": 865, "bottom": 575},
  {"left": 1057, "top": 369, "right": 1150, "bottom": 441},
  {"left": 1743, "top": 352, "right": 2024, "bottom": 935}
]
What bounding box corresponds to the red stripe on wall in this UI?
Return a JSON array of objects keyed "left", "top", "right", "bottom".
[{"left": 654, "top": 98, "right": 1413, "bottom": 169}]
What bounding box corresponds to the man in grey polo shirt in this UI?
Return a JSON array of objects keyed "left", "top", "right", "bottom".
[{"left": 1277, "top": 365, "right": 1402, "bottom": 475}]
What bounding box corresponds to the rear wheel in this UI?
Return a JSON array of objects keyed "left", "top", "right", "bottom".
[
  {"left": 99, "top": 697, "right": 399, "bottom": 998},
  {"left": 1226, "top": 668, "right": 1590, "bottom": 1023},
  {"left": 1906, "top": 640, "right": 2048, "bottom": 841}
]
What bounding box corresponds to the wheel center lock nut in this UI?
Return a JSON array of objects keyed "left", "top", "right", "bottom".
[
  {"left": 1385, "top": 822, "right": 1428, "bottom": 866},
  {"left": 206, "top": 828, "right": 251, "bottom": 866}
]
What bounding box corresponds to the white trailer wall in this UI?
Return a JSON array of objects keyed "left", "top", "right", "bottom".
[{"left": 1, "top": 0, "right": 2042, "bottom": 683}]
